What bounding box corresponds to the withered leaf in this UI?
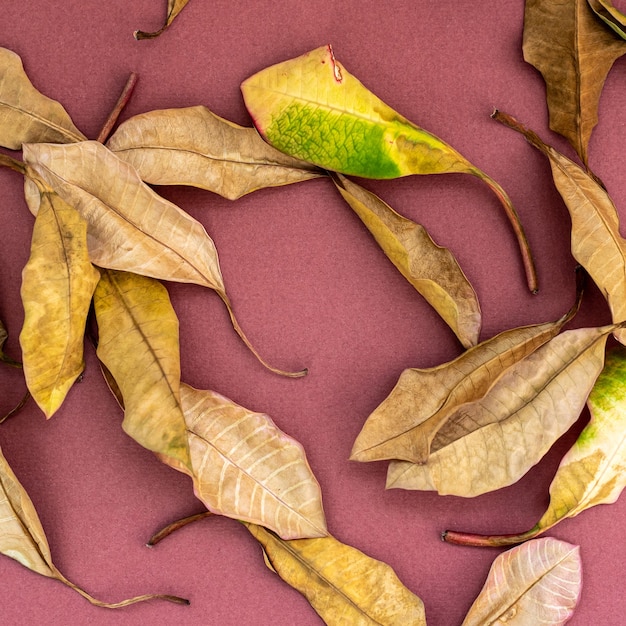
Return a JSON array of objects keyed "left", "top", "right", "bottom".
[
  {"left": 162, "top": 383, "right": 327, "bottom": 540},
  {"left": 19, "top": 186, "right": 100, "bottom": 418},
  {"left": 386, "top": 324, "right": 613, "bottom": 497},
  {"left": 0, "top": 47, "right": 86, "bottom": 150},
  {"left": 94, "top": 269, "right": 191, "bottom": 469},
  {"left": 332, "top": 173, "right": 481, "bottom": 348},
  {"left": 461, "top": 538, "right": 581, "bottom": 626},
  {"left": 0, "top": 443, "right": 187, "bottom": 607},
  {"left": 588, "top": 0, "right": 626, "bottom": 39},
  {"left": 494, "top": 111, "right": 626, "bottom": 345},
  {"left": 135, "top": 0, "right": 191, "bottom": 39},
  {"left": 244, "top": 523, "right": 427, "bottom": 625},
  {"left": 107, "top": 106, "right": 322, "bottom": 199},
  {"left": 523, "top": 0, "right": 626, "bottom": 166}
]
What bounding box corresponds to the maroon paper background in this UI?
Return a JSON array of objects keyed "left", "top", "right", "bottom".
[{"left": 1, "top": 1, "right": 625, "bottom": 624}]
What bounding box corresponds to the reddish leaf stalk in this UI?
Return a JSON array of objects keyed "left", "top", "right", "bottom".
[
  {"left": 442, "top": 526, "right": 540, "bottom": 548},
  {"left": 96, "top": 73, "right": 139, "bottom": 144},
  {"left": 147, "top": 511, "right": 213, "bottom": 546}
]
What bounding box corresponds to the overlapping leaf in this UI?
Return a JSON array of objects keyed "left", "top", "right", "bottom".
[
  {"left": 168, "top": 384, "right": 327, "bottom": 539},
  {"left": 385, "top": 324, "right": 613, "bottom": 497},
  {"left": 94, "top": 269, "right": 191, "bottom": 469},
  {"left": 244, "top": 523, "right": 427, "bottom": 625},
  {"left": 19, "top": 186, "right": 100, "bottom": 417},
  {"left": 241, "top": 45, "right": 536, "bottom": 291},
  {"left": 495, "top": 111, "right": 626, "bottom": 345},
  {"left": 351, "top": 295, "right": 579, "bottom": 465},
  {"left": 107, "top": 106, "right": 322, "bottom": 199},
  {"left": 461, "top": 538, "right": 581, "bottom": 626},
  {"left": 523, "top": 0, "right": 626, "bottom": 166},
  {"left": 0, "top": 47, "right": 86, "bottom": 150},
  {"left": 588, "top": 0, "right": 626, "bottom": 39},
  {"left": 135, "top": 0, "right": 191, "bottom": 39}
]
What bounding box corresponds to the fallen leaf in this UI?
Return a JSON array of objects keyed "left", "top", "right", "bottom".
[
  {"left": 461, "top": 538, "right": 581, "bottom": 626},
  {"left": 386, "top": 324, "right": 613, "bottom": 497},
  {"left": 164, "top": 383, "right": 327, "bottom": 539},
  {"left": 244, "top": 523, "right": 427, "bottom": 625},
  {"left": 94, "top": 269, "right": 191, "bottom": 469},
  {"left": 0, "top": 47, "right": 86, "bottom": 149},
  {"left": 135, "top": 0, "right": 191, "bottom": 39},
  {"left": 19, "top": 186, "right": 100, "bottom": 417},
  {"left": 0, "top": 442, "right": 187, "bottom": 607},
  {"left": 588, "top": 0, "right": 626, "bottom": 39},
  {"left": 332, "top": 173, "right": 481, "bottom": 348},
  {"left": 523, "top": 0, "right": 626, "bottom": 166},
  {"left": 351, "top": 289, "right": 580, "bottom": 465},
  {"left": 107, "top": 106, "right": 323, "bottom": 199},
  {"left": 494, "top": 111, "right": 626, "bottom": 345},
  {"left": 241, "top": 45, "right": 537, "bottom": 292}
]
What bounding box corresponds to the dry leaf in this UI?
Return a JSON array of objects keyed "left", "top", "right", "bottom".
[
  {"left": 523, "top": 0, "right": 626, "bottom": 165},
  {"left": 386, "top": 324, "right": 613, "bottom": 497},
  {"left": 94, "top": 269, "right": 191, "bottom": 469},
  {"left": 461, "top": 538, "right": 581, "bottom": 626},
  {"left": 332, "top": 173, "right": 481, "bottom": 348},
  {"left": 494, "top": 111, "right": 626, "bottom": 345},
  {"left": 107, "top": 106, "right": 322, "bottom": 199},
  {"left": 166, "top": 383, "right": 327, "bottom": 539},
  {"left": 241, "top": 45, "right": 536, "bottom": 292},
  {"left": 588, "top": 0, "right": 626, "bottom": 39},
  {"left": 244, "top": 523, "right": 427, "bottom": 625},
  {"left": 135, "top": 0, "right": 191, "bottom": 39},
  {"left": 19, "top": 186, "right": 100, "bottom": 417},
  {"left": 0, "top": 47, "right": 86, "bottom": 149}
]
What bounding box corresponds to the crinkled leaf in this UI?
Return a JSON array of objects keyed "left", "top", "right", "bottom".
[
  {"left": 386, "top": 324, "right": 612, "bottom": 497},
  {"left": 332, "top": 173, "right": 481, "bottom": 348},
  {"left": 351, "top": 297, "right": 579, "bottom": 464},
  {"left": 523, "top": 0, "right": 626, "bottom": 166},
  {"left": 462, "top": 538, "right": 581, "bottom": 626},
  {"left": 19, "top": 188, "right": 100, "bottom": 417},
  {"left": 107, "top": 106, "right": 322, "bottom": 199},
  {"left": 168, "top": 384, "right": 327, "bottom": 539},
  {"left": 94, "top": 269, "right": 191, "bottom": 469},
  {"left": 495, "top": 111, "right": 626, "bottom": 345},
  {"left": 0, "top": 47, "right": 86, "bottom": 149},
  {"left": 242, "top": 45, "right": 536, "bottom": 291},
  {"left": 588, "top": 0, "right": 626, "bottom": 38},
  {"left": 244, "top": 523, "right": 427, "bottom": 625},
  {"left": 135, "top": 0, "right": 191, "bottom": 39}
]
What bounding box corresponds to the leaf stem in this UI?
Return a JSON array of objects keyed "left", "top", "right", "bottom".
[
  {"left": 147, "top": 511, "right": 213, "bottom": 546},
  {"left": 441, "top": 526, "right": 540, "bottom": 548},
  {"left": 0, "top": 153, "right": 27, "bottom": 176},
  {"left": 96, "top": 73, "right": 139, "bottom": 144},
  {"left": 0, "top": 391, "right": 30, "bottom": 424}
]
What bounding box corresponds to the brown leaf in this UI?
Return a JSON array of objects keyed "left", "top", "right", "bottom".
[
  {"left": 107, "top": 106, "right": 322, "bottom": 199},
  {"left": 134, "top": 0, "right": 191, "bottom": 39},
  {"left": 244, "top": 523, "right": 427, "bottom": 625},
  {"left": 523, "top": 0, "right": 626, "bottom": 166},
  {"left": 332, "top": 173, "right": 481, "bottom": 348},
  {"left": 0, "top": 47, "right": 86, "bottom": 150},
  {"left": 385, "top": 324, "right": 613, "bottom": 497},
  {"left": 461, "top": 538, "right": 581, "bottom": 626}
]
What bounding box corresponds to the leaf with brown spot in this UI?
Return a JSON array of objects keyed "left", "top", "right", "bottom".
[
  {"left": 135, "top": 0, "right": 191, "bottom": 39},
  {"left": 523, "top": 0, "right": 626, "bottom": 166},
  {"left": 107, "top": 106, "right": 322, "bottom": 199},
  {"left": 332, "top": 173, "right": 481, "bottom": 348},
  {"left": 0, "top": 47, "right": 86, "bottom": 149}
]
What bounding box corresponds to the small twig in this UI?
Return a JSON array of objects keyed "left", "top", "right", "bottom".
[
  {"left": 96, "top": 73, "right": 139, "bottom": 144},
  {"left": 0, "top": 391, "right": 30, "bottom": 425}
]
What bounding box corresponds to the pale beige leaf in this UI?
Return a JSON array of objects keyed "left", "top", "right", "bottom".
[
  {"left": 0, "top": 47, "right": 86, "bottom": 149},
  {"left": 19, "top": 188, "right": 100, "bottom": 417},
  {"left": 107, "top": 106, "right": 322, "bottom": 199},
  {"left": 179, "top": 384, "right": 326, "bottom": 539},
  {"left": 245, "top": 523, "right": 427, "bottom": 625},
  {"left": 332, "top": 173, "right": 480, "bottom": 348},
  {"left": 462, "top": 538, "right": 581, "bottom": 626},
  {"left": 387, "top": 325, "right": 612, "bottom": 497},
  {"left": 94, "top": 270, "right": 190, "bottom": 469}
]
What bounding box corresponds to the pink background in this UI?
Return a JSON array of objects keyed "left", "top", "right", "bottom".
[{"left": 1, "top": 1, "right": 625, "bottom": 624}]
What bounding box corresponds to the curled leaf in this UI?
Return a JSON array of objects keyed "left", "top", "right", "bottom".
[
  {"left": 332, "top": 173, "right": 481, "bottom": 348},
  {"left": 588, "top": 0, "right": 626, "bottom": 39},
  {"left": 107, "top": 106, "right": 322, "bottom": 199},
  {"left": 241, "top": 45, "right": 537, "bottom": 292},
  {"left": 461, "top": 538, "right": 581, "bottom": 626},
  {"left": 386, "top": 324, "right": 613, "bottom": 497},
  {"left": 94, "top": 269, "right": 191, "bottom": 469},
  {"left": 244, "top": 523, "right": 427, "bottom": 625},
  {"left": 523, "top": 0, "right": 626, "bottom": 165},
  {"left": 134, "top": 0, "right": 191, "bottom": 40},
  {"left": 0, "top": 47, "right": 86, "bottom": 149},
  {"left": 19, "top": 187, "right": 100, "bottom": 417}
]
